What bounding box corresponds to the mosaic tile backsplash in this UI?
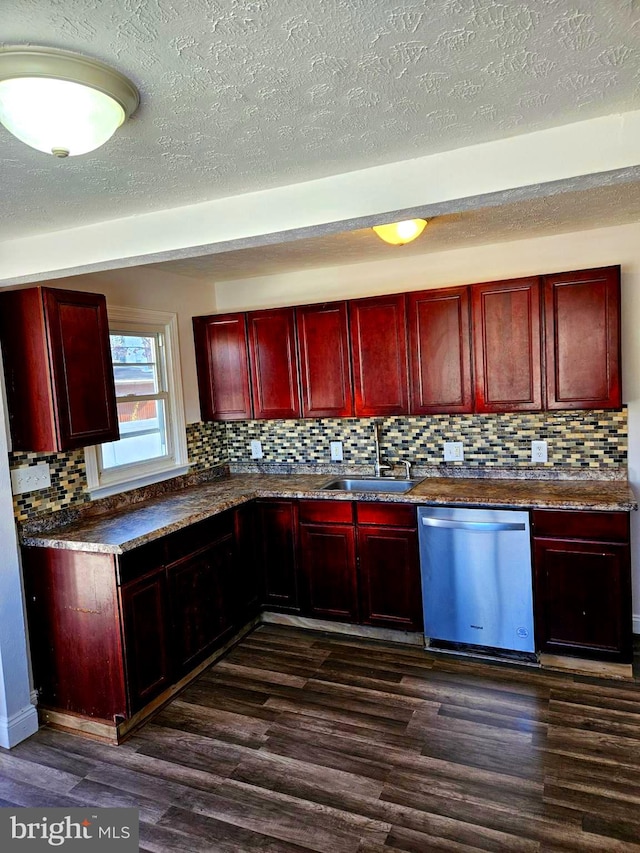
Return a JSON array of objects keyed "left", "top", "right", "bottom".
[
  {"left": 9, "top": 409, "right": 627, "bottom": 522},
  {"left": 225, "top": 409, "right": 628, "bottom": 469},
  {"left": 184, "top": 421, "right": 228, "bottom": 472},
  {"left": 10, "top": 421, "right": 228, "bottom": 522}
]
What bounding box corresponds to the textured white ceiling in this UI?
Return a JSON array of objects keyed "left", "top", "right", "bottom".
[
  {"left": 140, "top": 179, "right": 640, "bottom": 282},
  {"left": 2, "top": 0, "right": 640, "bottom": 242}
]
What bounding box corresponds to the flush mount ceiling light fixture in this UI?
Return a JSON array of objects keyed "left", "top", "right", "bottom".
[
  {"left": 0, "top": 46, "right": 139, "bottom": 158},
  {"left": 372, "top": 218, "right": 428, "bottom": 245}
]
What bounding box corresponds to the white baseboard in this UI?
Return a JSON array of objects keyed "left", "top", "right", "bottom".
[{"left": 0, "top": 703, "right": 39, "bottom": 749}]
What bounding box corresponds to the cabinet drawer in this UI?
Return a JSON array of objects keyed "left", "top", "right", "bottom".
[
  {"left": 532, "top": 510, "right": 629, "bottom": 542},
  {"left": 117, "top": 539, "right": 166, "bottom": 585},
  {"left": 165, "top": 513, "right": 234, "bottom": 564},
  {"left": 298, "top": 500, "right": 354, "bottom": 524},
  {"left": 357, "top": 503, "right": 417, "bottom": 528}
]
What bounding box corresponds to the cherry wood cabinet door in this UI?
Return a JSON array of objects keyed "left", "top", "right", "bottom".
[
  {"left": 297, "top": 301, "right": 354, "bottom": 418},
  {"left": 543, "top": 266, "right": 621, "bottom": 410},
  {"left": 408, "top": 286, "right": 473, "bottom": 414},
  {"left": 350, "top": 293, "right": 409, "bottom": 416},
  {"left": 248, "top": 307, "right": 301, "bottom": 419},
  {"left": 167, "top": 534, "right": 236, "bottom": 674},
  {"left": 193, "top": 313, "right": 253, "bottom": 420},
  {"left": 533, "top": 537, "right": 631, "bottom": 663},
  {"left": 234, "top": 502, "right": 261, "bottom": 622},
  {"left": 0, "top": 287, "right": 119, "bottom": 451},
  {"left": 472, "top": 277, "right": 542, "bottom": 412},
  {"left": 43, "top": 288, "right": 120, "bottom": 449},
  {"left": 121, "top": 568, "right": 172, "bottom": 712},
  {"left": 257, "top": 501, "right": 300, "bottom": 612},
  {"left": 357, "top": 510, "right": 422, "bottom": 631},
  {"left": 299, "top": 522, "right": 358, "bottom": 622},
  {"left": 297, "top": 501, "right": 358, "bottom": 623}
]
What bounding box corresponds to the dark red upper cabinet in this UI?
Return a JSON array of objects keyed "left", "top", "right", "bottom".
[
  {"left": 472, "top": 277, "right": 542, "bottom": 413},
  {"left": 193, "top": 313, "right": 253, "bottom": 421},
  {"left": 407, "top": 286, "right": 473, "bottom": 415},
  {"left": 297, "top": 301, "right": 353, "bottom": 418},
  {"left": 544, "top": 266, "right": 621, "bottom": 410},
  {"left": 350, "top": 293, "right": 409, "bottom": 417},
  {"left": 248, "top": 307, "right": 301, "bottom": 419},
  {"left": 0, "top": 287, "right": 119, "bottom": 452}
]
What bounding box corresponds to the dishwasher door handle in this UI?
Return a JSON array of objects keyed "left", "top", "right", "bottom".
[{"left": 420, "top": 517, "right": 526, "bottom": 532}]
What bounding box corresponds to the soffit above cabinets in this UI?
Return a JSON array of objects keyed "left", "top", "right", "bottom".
[{"left": 140, "top": 181, "right": 640, "bottom": 283}]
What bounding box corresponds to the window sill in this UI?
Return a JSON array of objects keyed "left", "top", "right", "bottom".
[{"left": 87, "top": 465, "right": 190, "bottom": 501}]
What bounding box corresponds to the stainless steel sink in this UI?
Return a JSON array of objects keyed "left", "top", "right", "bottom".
[{"left": 322, "top": 477, "right": 420, "bottom": 493}]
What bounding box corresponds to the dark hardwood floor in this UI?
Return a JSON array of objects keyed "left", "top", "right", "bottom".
[{"left": 3, "top": 624, "right": 640, "bottom": 851}]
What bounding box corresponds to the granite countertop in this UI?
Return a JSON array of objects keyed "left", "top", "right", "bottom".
[{"left": 20, "top": 473, "right": 638, "bottom": 555}]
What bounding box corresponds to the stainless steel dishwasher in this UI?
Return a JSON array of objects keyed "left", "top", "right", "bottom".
[{"left": 417, "top": 506, "right": 535, "bottom": 654}]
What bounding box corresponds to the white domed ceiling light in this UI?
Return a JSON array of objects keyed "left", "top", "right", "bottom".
[
  {"left": 0, "top": 46, "right": 139, "bottom": 158},
  {"left": 372, "top": 218, "right": 428, "bottom": 245}
]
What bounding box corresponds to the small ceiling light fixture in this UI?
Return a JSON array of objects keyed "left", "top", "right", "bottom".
[
  {"left": 0, "top": 46, "right": 139, "bottom": 158},
  {"left": 372, "top": 218, "right": 428, "bottom": 246}
]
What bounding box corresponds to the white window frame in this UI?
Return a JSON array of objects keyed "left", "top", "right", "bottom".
[{"left": 85, "top": 306, "right": 188, "bottom": 499}]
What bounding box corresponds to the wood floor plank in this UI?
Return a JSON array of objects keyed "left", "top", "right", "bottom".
[
  {"left": 303, "top": 676, "right": 425, "bottom": 712},
  {"left": 206, "top": 660, "right": 309, "bottom": 688},
  {"left": 157, "top": 779, "right": 390, "bottom": 853},
  {"left": 380, "top": 783, "right": 604, "bottom": 850},
  {"left": 266, "top": 712, "right": 428, "bottom": 752},
  {"left": 231, "top": 748, "right": 386, "bottom": 801},
  {"left": 582, "top": 814, "right": 640, "bottom": 845},
  {"left": 263, "top": 695, "right": 411, "bottom": 734},
  {"left": 419, "top": 727, "right": 546, "bottom": 780},
  {"left": 262, "top": 732, "right": 392, "bottom": 783},
  {"left": 4, "top": 624, "right": 640, "bottom": 852},
  {"left": 0, "top": 751, "right": 83, "bottom": 794},
  {"left": 150, "top": 698, "right": 271, "bottom": 747},
  {"left": 547, "top": 700, "right": 640, "bottom": 740},
  {"left": 147, "top": 808, "right": 319, "bottom": 852},
  {"left": 385, "top": 818, "right": 540, "bottom": 853}
]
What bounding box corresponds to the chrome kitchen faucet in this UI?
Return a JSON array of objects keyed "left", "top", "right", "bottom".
[{"left": 373, "top": 420, "right": 392, "bottom": 478}]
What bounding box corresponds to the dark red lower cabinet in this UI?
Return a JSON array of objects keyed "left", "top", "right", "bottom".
[
  {"left": 294, "top": 500, "right": 423, "bottom": 631},
  {"left": 121, "top": 568, "right": 172, "bottom": 712},
  {"left": 234, "top": 502, "right": 261, "bottom": 622},
  {"left": 299, "top": 522, "right": 359, "bottom": 622},
  {"left": 167, "top": 532, "right": 236, "bottom": 676},
  {"left": 357, "top": 524, "right": 423, "bottom": 632},
  {"left": 256, "top": 500, "right": 300, "bottom": 612},
  {"left": 532, "top": 510, "right": 632, "bottom": 663}
]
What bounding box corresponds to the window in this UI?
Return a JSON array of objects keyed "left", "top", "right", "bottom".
[{"left": 85, "top": 307, "right": 188, "bottom": 498}]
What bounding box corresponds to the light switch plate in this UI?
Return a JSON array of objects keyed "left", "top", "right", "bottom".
[
  {"left": 330, "top": 441, "right": 343, "bottom": 462},
  {"left": 531, "top": 440, "right": 548, "bottom": 463},
  {"left": 443, "top": 441, "right": 464, "bottom": 462},
  {"left": 250, "top": 439, "right": 263, "bottom": 459},
  {"left": 11, "top": 463, "right": 51, "bottom": 494}
]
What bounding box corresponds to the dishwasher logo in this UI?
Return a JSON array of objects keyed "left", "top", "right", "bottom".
[
  {"left": 469, "top": 624, "right": 483, "bottom": 630},
  {"left": 516, "top": 627, "right": 529, "bottom": 639}
]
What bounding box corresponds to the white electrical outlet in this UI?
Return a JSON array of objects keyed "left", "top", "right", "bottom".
[
  {"left": 443, "top": 441, "right": 464, "bottom": 462},
  {"left": 330, "top": 441, "right": 343, "bottom": 462},
  {"left": 11, "top": 463, "right": 51, "bottom": 495},
  {"left": 250, "top": 439, "right": 263, "bottom": 459},
  {"left": 531, "top": 440, "right": 548, "bottom": 463}
]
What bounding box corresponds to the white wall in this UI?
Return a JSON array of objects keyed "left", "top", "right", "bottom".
[
  {"left": 216, "top": 221, "right": 640, "bottom": 627},
  {"left": 0, "top": 352, "right": 38, "bottom": 748},
  {"left": 51, "top": 266, "right": 217, "bottom": 424}
]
